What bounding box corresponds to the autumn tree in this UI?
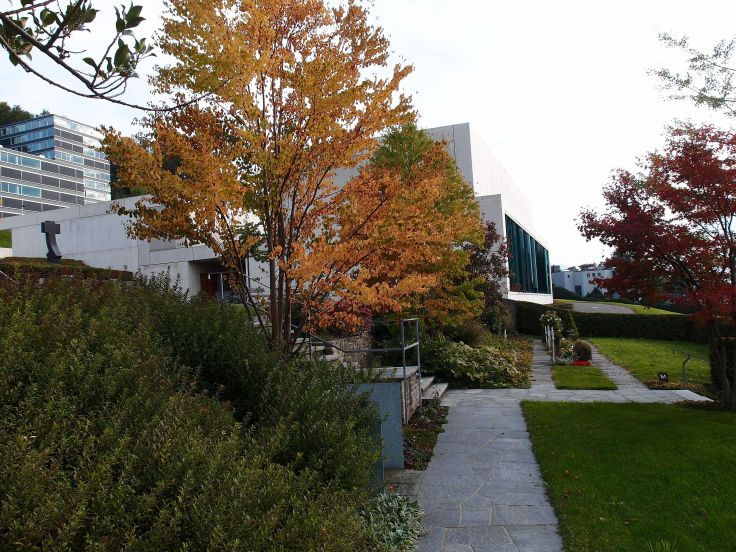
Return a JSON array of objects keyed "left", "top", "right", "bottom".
[
  {"left": 579, "top": 124, "right": 736, "bottom": 405},
  {"left": 361, "top": 124, "right": 484, "bottom": 329},
  {"left": 104, "top": 0, "right": 456, "bottom": 352}
]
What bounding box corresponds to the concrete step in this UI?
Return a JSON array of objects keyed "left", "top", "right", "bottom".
[
  {"left": 375, "top": 366, "right": 419, "bottom": 381},
  {"left": 421, "top": 376, "right": 435, "bottom": 393},
  {"left": 320, "top": 353, "right": 341, "bottom": 363},
  {"left": 423, "top": 382, "right": 448, "bottom": 402}
]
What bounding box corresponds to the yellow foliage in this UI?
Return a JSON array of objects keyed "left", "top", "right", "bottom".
[{"left": 103, "top": 0, "right": 481, "bottom": 344}]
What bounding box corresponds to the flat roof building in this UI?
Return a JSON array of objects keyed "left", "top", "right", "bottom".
[
  {"left": 426, "top": 123, "right": 552, "bottom": 304},
  {"left": 552, "top": 266, "right": 614, "bottom": 297},
  {"left": 0, "top": 121, "right": 552, "bottom": 305},
  {"left": 0, "top": 115, "right": 111, "bottom": 218}
]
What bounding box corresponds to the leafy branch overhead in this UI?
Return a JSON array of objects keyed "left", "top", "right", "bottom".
[
  {"left": 652, "top": 33, "right": 736, "bottom": 117},
  {"left": 0, "top": 1, "right": 154, "bottom": 108}
]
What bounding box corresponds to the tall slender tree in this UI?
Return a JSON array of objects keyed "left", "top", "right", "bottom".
[
  {"left": 652, "top": 33, "right": 736, "bottom": 117},
  {"left": 103, "top": 0, "right": 441, "bottom": 351}
]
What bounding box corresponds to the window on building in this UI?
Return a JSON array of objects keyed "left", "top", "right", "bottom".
[{"left": 505, "top": 215, "right": 550, "bottom": 294}]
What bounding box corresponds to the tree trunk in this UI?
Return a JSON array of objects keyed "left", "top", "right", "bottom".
[
  {"left": 716, "top": 339, "right": 733, "bottom": 407},
  {"left": 265, "top": 204, "right": 281, "bottom": 348},
  {"left": 731, "top": 342, "right": 736, "bottom": 410}
]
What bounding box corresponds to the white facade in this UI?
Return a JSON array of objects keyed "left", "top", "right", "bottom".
[
  {"left": 426, "top": 123, "right": 552, "bottom": 305},
  {"left": 0, "top": 122, "right": 552, "bottom": 305},
  {"left": 0, "top": 196, "right": 263, "bottom": 297},
  {"left": 552, "top": 267, "right": 614, "bottom": 297}
]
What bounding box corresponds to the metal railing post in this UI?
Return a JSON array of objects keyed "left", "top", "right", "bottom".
[
  {"left": 415, "top": 318, "right": 422, "bottom": 401},
  {"left": 400, "top": 319, "right": 407, "bottom": 381}
]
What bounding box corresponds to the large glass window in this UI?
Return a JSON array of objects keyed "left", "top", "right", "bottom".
[
  {"left": 0, "top": 116, "right": 53, "bottom": 137},
  {"left": 505, "top": 215, "right": 551, "bottom": 294}
]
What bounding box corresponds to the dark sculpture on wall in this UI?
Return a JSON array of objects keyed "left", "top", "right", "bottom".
[{"left": 41, "top": 221, "right": 62, "bottom": 263}]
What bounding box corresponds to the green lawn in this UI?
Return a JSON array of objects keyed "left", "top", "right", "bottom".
[
  {"left": 0, "top": 229, "right": 10, "bottom": 248},
  {"left": 523, "top": 402, "right": 736, "bottom": 552},
  {"left": 552, "top": 365, "right": 617, "bottom": 390},
  {"left": 591, "top": 337, "right": 710, "bottom": 387},
  {"left": 555, "top": 299, "right": 678, "bottom": 315}
]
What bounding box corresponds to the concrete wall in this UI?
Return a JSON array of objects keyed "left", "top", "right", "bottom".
[
  {"left": 0, "top": 196, "right": 222, "bottom": 295},
  {"left": 439, "top": 123, "right": 551, "bottom": 305},
  {"left": 355, "top": 382, "right": 405, "bottom": 469},
  {"left": 427, "top": 123, "right": 548, "bottom": 250}
]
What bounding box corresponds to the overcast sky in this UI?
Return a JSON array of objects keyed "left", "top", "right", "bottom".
[{"left": 1, "top": 0, "right": 733, "bottom": 267}]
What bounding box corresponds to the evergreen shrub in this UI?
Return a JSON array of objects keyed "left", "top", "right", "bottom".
[
  {"left": 573, "top": 340, "right": 593, "bottom": 361},
  {"left": 0, "top": 276, "right": 382, "bottom": 550}
]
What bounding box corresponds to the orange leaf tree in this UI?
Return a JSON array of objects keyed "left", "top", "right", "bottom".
[{"left": 103, "top": 0, "right": 480, "bottom": 350}]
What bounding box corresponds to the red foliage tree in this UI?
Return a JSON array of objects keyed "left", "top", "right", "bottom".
[{"left": 579, "top": 124, "right": 736, "bottom": 405}]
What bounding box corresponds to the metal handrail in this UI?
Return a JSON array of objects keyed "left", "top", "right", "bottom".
[
  {"left": 234, "top": 272, "right": 422, "bottom": 395},
  {"left": 672, "top": 349, "right": 706, "bottom": 384}
]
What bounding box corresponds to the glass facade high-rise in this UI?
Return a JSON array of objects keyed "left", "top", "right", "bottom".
[{"left": 0, "top": 115, "right": 111, "bottom": 218}]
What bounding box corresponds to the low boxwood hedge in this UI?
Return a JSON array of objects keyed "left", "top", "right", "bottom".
[{"left": 513, "top": 300, "right": 705, "bottom": 342}]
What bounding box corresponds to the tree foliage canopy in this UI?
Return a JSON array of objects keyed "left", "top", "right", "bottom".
[
  {"left": 652, "top": 33, "right": 736, "bottom": 117},
  {"left": 0, "top": 100, "right": 37, "bottom": 126},
  {"left": 579, "top": 124, "right": 736, "bottom": 402},
  {"left": 103, "top": 0, "right": 483, "bottom": 349}
]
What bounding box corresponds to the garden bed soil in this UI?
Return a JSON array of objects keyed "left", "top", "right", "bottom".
[{"left": 403, "top": 399, "right": 448, "bottom": 470}]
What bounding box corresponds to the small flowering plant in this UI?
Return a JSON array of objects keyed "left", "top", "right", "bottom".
[{"left": 539, "top": 311, "right": 563, "bottom": 334}]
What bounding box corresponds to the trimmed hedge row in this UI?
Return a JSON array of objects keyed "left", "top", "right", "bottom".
[{"left": 513, "top": 300, "right": 705, "bottom": 342}]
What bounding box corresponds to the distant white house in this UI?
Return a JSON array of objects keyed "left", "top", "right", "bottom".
[{"left": 552, "top": 266, "right": 614, "bottom": 297}]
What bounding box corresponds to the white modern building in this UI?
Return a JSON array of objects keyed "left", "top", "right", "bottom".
[
  {"left": 552, "top": 266, "right": 614, "bottom": 297},
  {"left": 0, "top": 196, "right": 258, "bottom": 299},
  {"left": 426, "top": 123, "right": 552, "bottom": 305},
  {"left": 0, "top": 122, "right": 552, "bottom": 305}
]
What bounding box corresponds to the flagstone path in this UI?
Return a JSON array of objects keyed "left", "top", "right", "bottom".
[{"left": 390, "top": 341, "right": 711, "bottom": 552}]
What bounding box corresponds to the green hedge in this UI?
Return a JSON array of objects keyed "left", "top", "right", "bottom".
[
  {"left": 552, "top": 286, "right": 583, "bottom": 300},
  {"left": 514, "top": 300, "right": 704, "bottom": 342},
  {"left": 0, "top": 257, "right": 132, "bottom": 281}
]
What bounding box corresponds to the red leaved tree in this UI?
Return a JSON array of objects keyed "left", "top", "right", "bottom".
[{"left": 579, "top": 124, "right": 736, "bottom": 405}]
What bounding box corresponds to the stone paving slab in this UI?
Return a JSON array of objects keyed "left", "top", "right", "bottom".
[{"left": 414, "top": 340, "right": 711, "bottom": 552}]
